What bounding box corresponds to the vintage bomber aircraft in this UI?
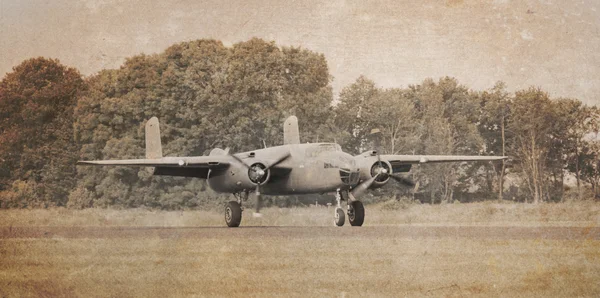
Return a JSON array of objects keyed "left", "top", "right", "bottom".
[{"left": 78, "top": 116, "right": 507, "bottom": 227}]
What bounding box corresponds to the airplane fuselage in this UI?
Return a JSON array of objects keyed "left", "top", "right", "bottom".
[
  {"left": 207, "top": 143, "right": 360, "bottom": 195},
  {"left": 77, "top": 115, "right": 507, "bottom": 227}
]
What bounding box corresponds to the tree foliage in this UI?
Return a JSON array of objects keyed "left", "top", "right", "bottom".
[
  {"left": 73, "top": 39, "right": 333, "bottom": 209},
  {"left": 0, "top": 58, "right": 84, "bottom": 207},
  {"left": 0, "top": 39, "right": 598, "bottom": 209}
]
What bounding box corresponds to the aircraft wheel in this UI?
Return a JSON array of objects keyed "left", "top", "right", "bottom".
[
  {"left": 334, "top": 207, "right": 345, "bottom": 226},
  {"left": 225, "top": 201, "right": 242, "bottom": 227},
  {"left": 348, "top": 201, "right": 365, "bottom": 226}
]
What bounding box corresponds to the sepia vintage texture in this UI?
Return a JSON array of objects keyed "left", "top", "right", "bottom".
[
  {"left": 1, "top": 0, "right": 599, "bottom": 104},
  {"left": 1, "top": 1, "right": 600, "bottom": 297}
]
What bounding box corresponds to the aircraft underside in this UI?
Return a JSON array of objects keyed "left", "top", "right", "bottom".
[{"left": 226, "top": 188, "right": 363, "bottom": 227}]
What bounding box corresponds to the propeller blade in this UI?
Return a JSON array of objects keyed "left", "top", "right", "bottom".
[
  {"left": 255, "top": 184, "right": 263, "bottom": 213},
  {"left": 351, "top": 174, "right": 379, "bottom": 198},
  {"left": 264, "top": 152, "right": 291, "bottom": 171},
  {"left": 389, "top": 174, "right": 416, "bottom": 187}
]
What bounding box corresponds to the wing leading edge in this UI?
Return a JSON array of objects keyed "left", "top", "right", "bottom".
[
  {"left": 77, "top": 156, "right": 231, "bottom": 179},
  {"left": 381, "top": 154, "right": 508, "bottom": 164},
  {"left": 76, "top": 156, "right": 230, "bottom": 168}
]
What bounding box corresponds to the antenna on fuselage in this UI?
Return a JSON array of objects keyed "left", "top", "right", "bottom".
[{"left": 262, "top": 140, "right": 267, "bottom": 148}]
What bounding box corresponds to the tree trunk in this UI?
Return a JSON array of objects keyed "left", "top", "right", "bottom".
[
  {"left": 499, "top": 115, "right": 506, "bottom": 202},
  {"left": 560, "top": 169, "right": 565, "bottom": 202},
  {"left": 532, "top": 133, "right": 540, "bottom": 204},
  {"left": 575, "top": 143, "right": 581, "bottom": 200}
]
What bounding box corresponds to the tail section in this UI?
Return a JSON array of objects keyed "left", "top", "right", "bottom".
[
  {"left": 283, "top": 116, "right": 300, "bottom": 145},
  {"left": 145, "top": 117, "right": 162, "bottom": 159}
]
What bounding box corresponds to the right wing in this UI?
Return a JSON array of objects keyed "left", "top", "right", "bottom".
[{"left": 380, "top": 154, "right": 508, "bottom": 165}]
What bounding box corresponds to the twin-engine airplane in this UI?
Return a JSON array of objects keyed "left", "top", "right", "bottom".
[{"left": 78, "top": 116, "right": 507, "bottom": 227}]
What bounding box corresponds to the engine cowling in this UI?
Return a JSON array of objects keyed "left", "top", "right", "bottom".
[
  {"left": 248, "top": 162, "right": 270, "bottom": 185},
  {"left": 207, "top": 162, "right": 271, "bottom": 193},
  {"left": 356, "top": 151, "right": 393, "bottom": 189}
]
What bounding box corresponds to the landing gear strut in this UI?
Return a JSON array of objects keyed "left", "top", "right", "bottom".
[
  {"left": 333, "top": 190, "right": 364, "bottom": 227},
  {"left": 225, "top": 191, "right": 248, "bottom": 227},
  {"left": 334, "top": 189, "right": 345, "bottom": 226}
]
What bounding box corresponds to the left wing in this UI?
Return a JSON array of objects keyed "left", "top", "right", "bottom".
[
  {"left": 77, "top": 156, "right": 231, "bottom": 179},
  {"left": 77, "top": 156, "right": 230, "bottom": 168}
]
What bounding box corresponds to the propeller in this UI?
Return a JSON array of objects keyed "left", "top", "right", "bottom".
[
  {"left": 374, "top": 153, "right": 416, "bottom": 186},
  {"left": 351, "top": 174, "right": 380, "bottom": 198},
  {"left": 351, "top": 153, "right": 416, "bottom": 198},
  {"left": 389, "top": 174, "right": 416, "bottom": 187},
  {"left": 228, "top": 151, "right": 291, "bottom": 214}
]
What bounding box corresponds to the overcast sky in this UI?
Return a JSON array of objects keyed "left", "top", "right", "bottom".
[{"left": 1, "top": 0, "right": 599, "bottom": 104}]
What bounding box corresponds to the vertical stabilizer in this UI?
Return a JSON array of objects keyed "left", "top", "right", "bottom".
[
  {"left": 283, "top": 116, "right": 300, "bottom": 145},
  {"left": 145, "top": 117, "right": 162, "bottom": 159}
]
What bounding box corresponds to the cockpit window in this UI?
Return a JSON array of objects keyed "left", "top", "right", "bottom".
[{"left": 306, "top": 144, "right": 340, "bottom": 157}]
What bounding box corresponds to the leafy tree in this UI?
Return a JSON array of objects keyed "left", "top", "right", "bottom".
[
  {"left": 560, "top": 102, "right": 600, "bottom": 200},
  {"left": 476, "top": 82, "right": 511, "bottom": 200},
  {"left": 0, "top": 58, "right": 84, "bottom": 207},
  {"left": 407, "top": 78, "right": 483, "bottom": 203},
  {"left": 579, "top": 140, "right": 600, "bottom": 198},
  {"left": 334, "top": 76, "right": 379, "bottom": 154},
  {"left": 73, "top": 38, "right": 333, "bottom": 209},
  {"left": 509, "top": 87, "right": 555, "bottom": 203}
]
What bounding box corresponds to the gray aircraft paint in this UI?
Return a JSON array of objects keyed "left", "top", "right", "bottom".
[
  {"left": 78, "top": 116, "right": 507, "bottom": 196},
  {"left": 283, "top": 115, "right": 300, "bottom": 145}
]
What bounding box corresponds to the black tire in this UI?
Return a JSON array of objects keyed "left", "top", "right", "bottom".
[
  {"left": 334, "top": 207, "right": 345, "bottom": 226},
  {"left": 348, "top": 201, "right": 365, "bottom": 226},
  {"left": 225, "top": 201, "right": 242, "bottom": 227}
]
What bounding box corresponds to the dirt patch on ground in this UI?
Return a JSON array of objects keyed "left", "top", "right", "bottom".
[{"left": 2, "top": 226, "right": 599, "bottom": 240}]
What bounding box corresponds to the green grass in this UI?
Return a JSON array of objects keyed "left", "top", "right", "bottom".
[
  {"left": 1, "top": 233, "right": 599, "bottom": 297},
  {"left": 1, "top": 202, "right": 599, "bottom": 297},
  {"left": 1, "top": 201, "right": 598, "bottom": 227}
]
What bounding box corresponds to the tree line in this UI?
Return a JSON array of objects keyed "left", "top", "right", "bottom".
[{"left": 0, "top": 38, "right": 598, "bottom": 209}]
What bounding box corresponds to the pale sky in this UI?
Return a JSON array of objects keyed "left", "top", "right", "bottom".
[{"left": 1, "top": 0, "right": 599, "bottom": 104}]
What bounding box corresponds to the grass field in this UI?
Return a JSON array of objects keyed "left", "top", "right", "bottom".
[
  {"left": 1, "top": 202, "right": 599, "bottom": 297},
  {"left": 2, "top": 200, "right": 599, "bottom": 227}
]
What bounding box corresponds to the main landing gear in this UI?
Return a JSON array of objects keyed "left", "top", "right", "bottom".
[
  {"left": 225, "top": 191, "right": 248, "bottom": 227},
  {"left": 334, "top": 189, "right": 365, "bottom": 227}
]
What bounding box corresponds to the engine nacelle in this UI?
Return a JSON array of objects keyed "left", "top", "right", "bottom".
[
  {"left": 355, "top": 151, "right": 392, "bottom": 189},
  {"left": 207, "top": 162, "right": 271, "bottom": 193}
]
